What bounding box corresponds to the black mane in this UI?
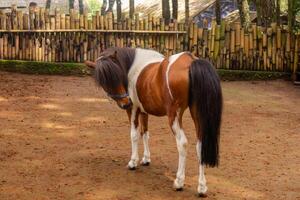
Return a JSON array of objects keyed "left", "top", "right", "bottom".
[{"left": 94, "top": 47, "right": 135, "bottom": 91}]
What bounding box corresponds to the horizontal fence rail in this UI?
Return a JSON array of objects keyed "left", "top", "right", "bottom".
[{"left": 0, "top": 5, "right": 299, "bottom": 73}]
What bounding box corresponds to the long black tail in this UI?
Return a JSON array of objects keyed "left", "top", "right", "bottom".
[{"left": 189, "top": 59, "right": 223, "bottom": 167}]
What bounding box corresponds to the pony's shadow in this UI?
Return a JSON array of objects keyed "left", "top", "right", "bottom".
[{"left": 84, "top": 154, "right": 198, "bottom": 198}]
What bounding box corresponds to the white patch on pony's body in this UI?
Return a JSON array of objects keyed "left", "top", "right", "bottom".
[
  {"left": 172, "top": 116, "right": 188, "bottom": 189},
  {"left": 196, "top": 141, "right": 208, "bottom": 194},
  {"left": 128, "top": 107, "right": 140, "bottom": 168},
  {"left": 141, "top": 131, "right": 151, "bottom": 164},
  {"left": 128, "top": 48, "right": 164, "bottom": 112},
  {"left": 166, "top": 52, "right": 187, "bottom": 100}
]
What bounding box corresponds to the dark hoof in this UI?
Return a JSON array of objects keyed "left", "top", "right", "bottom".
[
  {"left": 198, "top": 193, "right": 207, "bottom": 198},
  {"left": 128, "top": 166, "right": 136, "bottom": 170},
  {"left": 141, "top": 162, "right": 150, "bottom": 166},
  {"left": 175, "top": 187, "right": 183, "bottom": 191}
]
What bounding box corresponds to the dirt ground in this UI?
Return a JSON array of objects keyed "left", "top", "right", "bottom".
[{"left": 0, "top": 71, "right": 299, "bottom": 200}]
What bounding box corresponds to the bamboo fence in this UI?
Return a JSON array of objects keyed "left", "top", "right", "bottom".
[{"left": 0, "top": 5, "right": 299, "bottom": 73}]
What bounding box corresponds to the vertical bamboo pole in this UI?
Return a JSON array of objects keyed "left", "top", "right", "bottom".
[
  {"left": 225, "top": 23, "right": 230, "bottom": 68},
  {"left": 66, "top": 15, "right": 70, "bottom": 29},
  {"left": 29, "top": 5, "right": 34, "bottom": 30},
  {"left": 17, "top": 11, "right": 23, "bottom": 30},
  {"left": 96, "top": 11, "right": 100, "bottom": 29},
  {"left": 40, "top": 8, "right": 45, "bottom": 30},
  {"left": 230, "top": 24, "right": 235, "bottom": 69},
  {"left": 267, "top": 28, "right": 272, "bottom": 70},
  {"left": 45, "top": 9, "right": 50, "bottom": 30},
  {"left": 70, "top": 9, "right": 74, "bottom": 29},
  {"left": 262, "top": 31, "right": 267, "bottom": 70},
  {"left": 60, "top": 14, "right": 65, "bottom": 29},
  {"left": 219, "top": 20, "right": 226, "bottom": 67},
  {"left": 197, "top": 27, "right": 203, "bottom": 57},
  {"left": 50, "top": 17, "right": 55, "bottom": 30},
  {"left": 84, "top": 10, "right": 88, "bottom": 30},
  {"left": 0, "top": 36, "right": 3, "bottom": 59},
  {"left": 293, "top": 35, "right": 299, "bottom": 76},
  {"left": 192, "top": 23, "right": 198, "bottom": 55},
  {"left": 55, "top": 8, "right": 60, "bottom": 29}
]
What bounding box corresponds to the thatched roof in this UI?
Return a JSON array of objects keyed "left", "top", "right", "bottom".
[
  {"left": 224, "top": 10, "right": 257, "bottom": 23},
  {"left": 0, "top": 0, "right": 88, "bottom": 14},
  {"left": 0, "top": 0, "right": 219, "bottom": 22},
  {"left": 0, "top": 0, "right": 27, "bottom": 8},
  {"left": 121, "top": 0, "right": 215, "bottom": 21}
]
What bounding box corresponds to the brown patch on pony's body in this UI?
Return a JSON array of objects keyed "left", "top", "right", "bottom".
[
  {"left": 168, "top": 53, "right": 194, "bottom": 109},
  {"left": 136, "top": 59, "right": 171, "bottom": 116},
  {"left": 136, "top": 52, "right": 194, "bottom": 119}
]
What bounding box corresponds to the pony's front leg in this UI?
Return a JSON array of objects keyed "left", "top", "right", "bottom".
[
  {"left": 169, "top": 111, "right": 188, "bottom": 190},
  {"left": 139, "top": 113, "right": 151, "bottom": 166},
  {"left": 127, "top": 107, "right": 140, "bottom": 170}
]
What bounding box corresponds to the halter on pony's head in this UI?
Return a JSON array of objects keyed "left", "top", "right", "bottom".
[{"left": 94, "top": 50, "right": 132, "bottom": 109}]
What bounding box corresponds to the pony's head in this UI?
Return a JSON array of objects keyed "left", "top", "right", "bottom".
[{"left": 93, "top": 48, "right": 135, "bottom": 110}]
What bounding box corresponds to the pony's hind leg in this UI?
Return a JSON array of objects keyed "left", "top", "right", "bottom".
[
  {"left": 127, "top": 107, "right": 140, "bottom": 170},
  {"left": 196, "top": 141, "right": 208, "bottom": 196},
  {"left": 168, "top": 109, "right": 188, "bottom": 190},
  {"left": 190, "top": 107, "right": 208, "bottom": 196},
  {"left": 139, "top": 113, "right": 151, "bottom": 166}
]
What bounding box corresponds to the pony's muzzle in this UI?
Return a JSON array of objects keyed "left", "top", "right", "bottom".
[{"left": 118, "top": 98, "right": 133, "bottom": 110}]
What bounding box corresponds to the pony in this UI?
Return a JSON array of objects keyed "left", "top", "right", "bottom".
[{"left": 84, "top": 47, "right": 223, "bottom": 197}]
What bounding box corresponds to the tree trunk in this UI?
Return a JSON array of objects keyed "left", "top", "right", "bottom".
[
  {"left": 270, "top": 0, "right": 276, "bottom": 23},
  {"left": 185, "top": 0, "right": 189, "bottom": 25},
  {"left": 107, "top": 0, "right": 115, "bottom": 12},
  {"left": 184, "top": 0, "right": 189, "bottom": 51},
  {"left": 172, "top": 0, "right": 178, "bottom": 20},
  {"left": 116, "top": 0, "right": 122, "bottom": 22},
  {"left": 276, "top": 0, "right": 280, "bottom": 25},
  {"left": 237, "top": 0, "right": 250, "bottom": 30},
  {"left": 162, "top": 0, "right": 170, "bottom": 24},
  {"left": 46, "top": 0, "right": 51, "bottom": 9},
  {"left": 69, "top": 0, "right": 75, "bottom": 9},
  {"left": 260, "top": 0, "right": 275, "bottom": 27},
  {"left": 101, "top": 0, "right": 107, "bottom": 15},
  {"left": 288, "top": 0, "right": 294, "bottom": 31},
  {"left": 79, "top": 0, "right": 84, "bottom": 14},
  {"left": 256, "top": 0, "right": 262, "bottom": 26},
  {"left": 215, "top": 0, "right": 221, "bottom": 25},
  {"left": 129, "top": 0, "right": 134, "bottom": 19}
]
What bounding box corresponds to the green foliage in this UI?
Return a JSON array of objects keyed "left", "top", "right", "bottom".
[
  {"left": 0, "top": 60, "right": 90, "bottom": 76},
  {"left": 293, "top": 0, "right": 300, "bottom": 31},
  {"left": 217, "top": 69, "right": 290, "bottom": 81},
  {"left": 280, "top": 0, "right": 288, "bottom": 12},
  {"left": 87, "top": 0, "right": 101, "bottom": 17}
]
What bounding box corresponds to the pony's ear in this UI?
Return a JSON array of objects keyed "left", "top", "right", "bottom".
[{"left": 84, "top": 60, "right": 96, "bottom": 68}]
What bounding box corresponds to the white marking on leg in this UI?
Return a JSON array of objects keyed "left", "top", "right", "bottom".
[
  {"left": 196, "top": 141, "right": 208, "bottom": 194},
  {"left": 128, "top": 108, "right": 139, "bottom": 168},
  {"left": 166, "top": 52, "right": 186, "bottom": 100},
  {"left": 141, "top": 131, "right": 151, "bottom": 164},
  {"left": 172, "top": 117, "right": 188, "bottom": 189}
]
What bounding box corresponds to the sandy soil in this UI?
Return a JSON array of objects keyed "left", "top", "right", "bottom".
[{"left": 0, "top": 71, "right": 299, "bottom": 200}]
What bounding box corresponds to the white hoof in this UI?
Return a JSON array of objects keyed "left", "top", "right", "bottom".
[
  {"left": 128, "top": 160, "right": 138, "bottom": 170},
  {"left": 197, "top": 184, "right": 208, "bottom": 196},
  {"left": 173, "top": 178, "right": 184, "bottom": 190}
]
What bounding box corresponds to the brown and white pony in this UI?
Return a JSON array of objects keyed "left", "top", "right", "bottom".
[{"left": 85, "top": 47, "right": 223, "bottom": 196}]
